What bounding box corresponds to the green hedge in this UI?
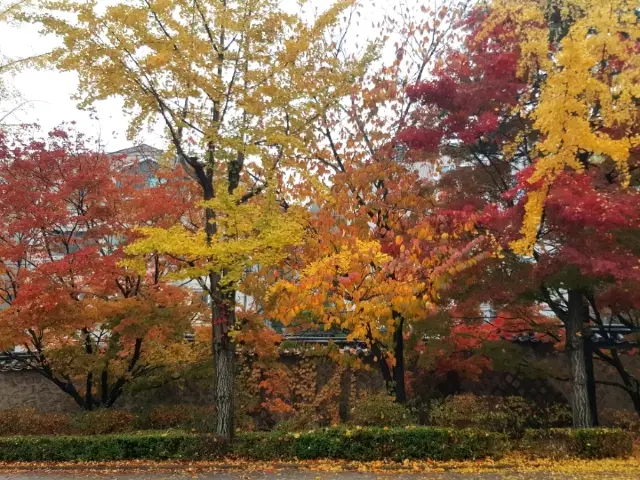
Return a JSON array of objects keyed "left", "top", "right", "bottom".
[
  {"left": 0, "top": 428, "right": 504, "bottom": 462},
  {"left": 234, "top": 427, "right": 507, "bottom": 461},
  {"left": 0, "top": 427, "right": 630, "bottom": 462},
  {"left": 0, "top": 432, "right": 227, "bottom": 462},
  {"left": 522, "top": 428, "right": 633, "bottom": 458}
]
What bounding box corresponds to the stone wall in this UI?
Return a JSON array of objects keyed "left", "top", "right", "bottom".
[
  {"left": 0, "top": 370, "right": 77, "bottom": 412},
  {"left": 458, "top": 347, "right": 640, "bottom": 413},
  {"left": 0, "top": 349, "right": 637, "bottom": 415},
  {"left": 544, "top": 352, "right": 640, "bottom": 413}
]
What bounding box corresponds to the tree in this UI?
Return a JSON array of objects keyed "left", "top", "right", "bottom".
[
  {"left": 483, "top": 0, "right": 639, "bottom": 257},
  {"left": 268, "top": 223, "right": 493, "bottom": 403},
  {"left": 0, "top": 125, "right": 200, "bottom": 410},
  {"left": 24, "top": 0, "right": 373, "bottom": 437},
  {"left": 266, "top": 0, "right": 503, "bottom": 404},
  {"left": 403, "top": 1, "right": 640, "bottom": 426},
  {"left": 411, "top": 305, "right": 562, "bottom": 382}
]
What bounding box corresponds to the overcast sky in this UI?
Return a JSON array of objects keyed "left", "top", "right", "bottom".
[
  {"left": 1, "top": 13, "right": 178, "bottom": 152},
  {"left": 0, "top": 0, "right": 392, "bottom": 153}
]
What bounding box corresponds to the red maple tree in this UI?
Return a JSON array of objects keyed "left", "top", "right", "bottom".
[
  {"left": 0, "top": 125, "right": 202, "bottom": 409},
  {"left": 402, "top": 8, "right": 640, "bottom": 423}
]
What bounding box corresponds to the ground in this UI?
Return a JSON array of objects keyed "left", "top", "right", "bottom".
[
  {"left": 0, "top": 457, "right": 639, "bottom": 480},
  {"left": 0, "top": 473, "right": 635, "bottom": 480}
]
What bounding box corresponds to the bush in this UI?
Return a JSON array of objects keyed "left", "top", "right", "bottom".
[
  {"left": 0, "top": 406, "right": 219, "bottom": 436},
  {"left": 522, "top": 428, "right": 633, "bottom": 458},
  {"left": 0, "top": 428, "right": 505, "bottom": 462},
  {"left": 70, "top": 410, "right": 137, "bottom": 435},
  {"left": 600, "top": 409, "right": 640, "bottom": 437},
  {"left": 0, "top": 427, "right": 630, "bottom": 461},
  {"left": 429, "top": 394, "right": 571, "bottom": 437},
  {"left": 537, "top": 403, "right": 573, "bottom": 430},
  {"left": 233, "top": 427, "right": 508, "bottom": 461},
  {"left": 136, "top": 405, "right": 217, "bottom": 432},
  {"left": 349, "top": 394, "right": 417, "bottom": 427},
  {"left": 273, "top": 408, "right": 319, "bottom": 432},
  {"left": 0, "top": 432, "right": 227, "bottom": 461},
  {"left": 0, "top": 409, "right": 72, "bottom": 436}
]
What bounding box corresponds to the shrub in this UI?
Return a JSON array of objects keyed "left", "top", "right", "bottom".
[
  {"left": 0, "top": 409, "right": 72, "bottom": 436},
  {"left": 0, "top": 432, "right": 227, "bottom": 461},
  {"left": 0, "top": 406, "right": 218, "bottom": 436},
  {"left": 273, "top": 408, "right": 320, "bottom": 432},
  {"left": 0, "top": 428, "right": 505, "bottom": 462},
  {"left": 522, "top": 428, "right": 633, "bottom": 458},
  {"left": 0, "top": 427, "right": 630, "bottom": 461},
  {"left": 536, "top": 403, "right": 573, "bottom": 429},
  {"left": 430, "top": 394, "right": 527, "bottom": 435},
  {"left": 70, "top": 410, "right": 136, "bottom": 435},
  {"left": 349, "top": 394, "right": 417, "bottom": 427},
  {"left": 233, "top": 427, "right": 507, "bottom": 461},
  {"left": 137, "top": 405, "right": 217, "bottom": 432},
  {"left": 429, "top": 394, "right": 570, "bottom": 437},
  {"left": 600, "top": 409, "right": 640, "bottom": 437}
]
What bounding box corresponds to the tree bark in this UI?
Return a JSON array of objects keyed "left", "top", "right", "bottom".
[
  {"left": 187, "top": 141, "right": 237, "bottom": 440},
  {"left": 211, "top": 281, "right": 236, "bottom": 440},
  {"left": 214, "top": 331, "right": 235, "bottom": 438},
  {"left": 566, "top": 290, "right": 592, "bottom": 428},
  {"left": 393, "top": 316, "right": 406, "bottom": 404},
  {"left": 85, "top": 373, "right": 93, "bottom": 411},
  {"left": 204, "top": 198, "right": 236, "bottom": 439},
  {"left": 584, "top": 338, "right": 599, "bottom": 426},
  {"left": 101, "top": 370, "right": 109, "bottom": 406}
]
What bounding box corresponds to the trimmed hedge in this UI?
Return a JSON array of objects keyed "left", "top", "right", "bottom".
[
  {"left": 522, "top": 428, "right": 633, "bottom": 458},
  {"left": 0, "top": 428, "right": 504, "bottom": 462},
  {"left": 0, "top": 432, "right": 227, "bottom": 462},
  {"left": 0, "top": 427, "right": 630, "bottom": 462},
  {"left": 234, "top": 427, "right": 507, "bottom": 461}
]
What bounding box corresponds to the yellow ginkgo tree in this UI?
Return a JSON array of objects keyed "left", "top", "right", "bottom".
[
  {"left": 481, "top": 0, "right": 640, "bottom": 255},
  {"left": 23, "top": 0, "right": 372, "bottom": 437}
]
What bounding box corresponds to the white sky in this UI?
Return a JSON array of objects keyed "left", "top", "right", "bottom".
[
  {"left": 0, "top": 0, "right": 394, "bottom": 153},
  {"left": 1, "top": 0, "right": 456, "bottom": 161},
  {"left": 1, "top": 18, "right": 171, "bottom": 152}
]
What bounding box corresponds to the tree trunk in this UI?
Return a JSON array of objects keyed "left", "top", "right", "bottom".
[
  {"left": 566, "top": 290, "right": 592, "bottom": 428},
  {"left": 215, "top": 336, "right": 235, "bottom": 438},
  {"left": 584, "top": 338, "right": 599, "bottom": 426},
  {"left": 211, "top": 275, "right": 235, "bottom": 440},
  {"left": 193, "top": 143, "right": 243, "bottom": 440},
  {"left": 85, "top": 373, "right": 93, "bottom": 411},
  {"left": 200, "top": 164, "right": 236, "bottom": 440},
  {"left": 393, "top": 316, "right": 406, "bottom": 404},
  {"left": 630, "top": 389, "right": 640, "bottom": 415},
  {"left": 101, "top": 370, "right": 109, "bottom": 406}
]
